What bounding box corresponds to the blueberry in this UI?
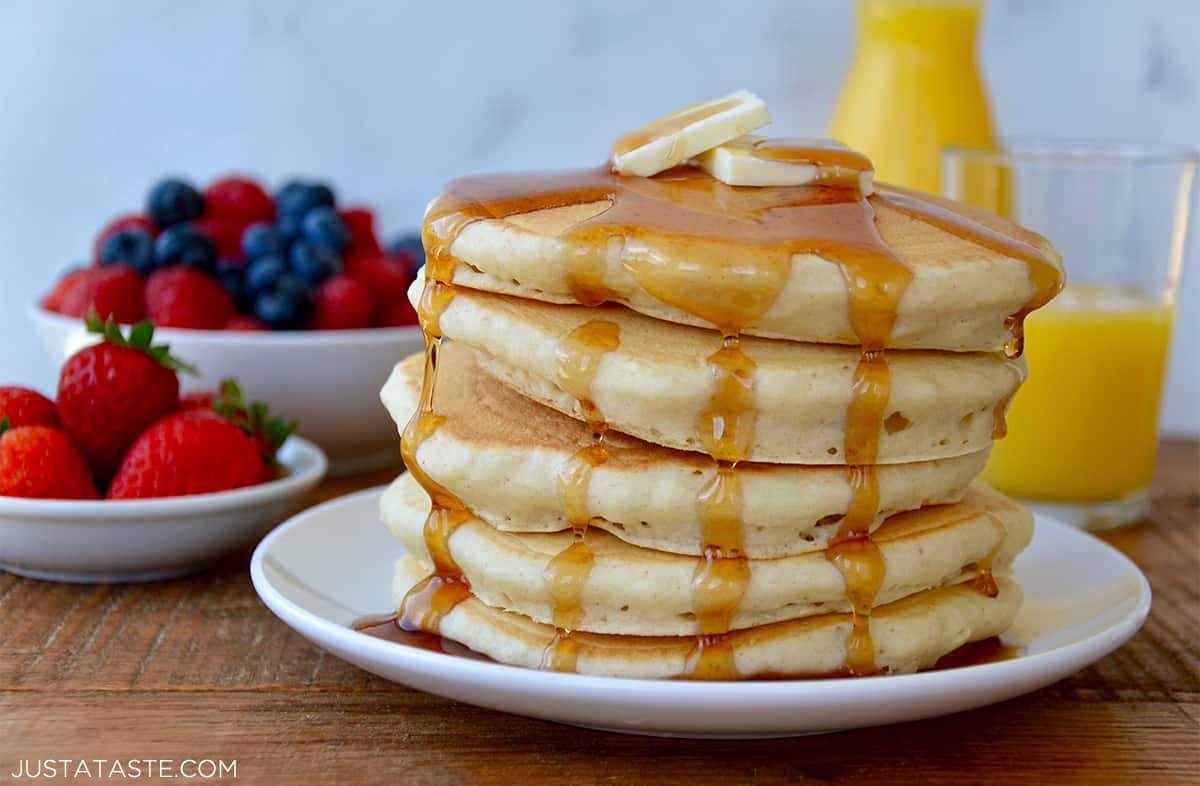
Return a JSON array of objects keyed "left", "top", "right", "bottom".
[
  {"left": 215, "top": 259, "right": 250, "bottom": 308},
  {"left": 301, "top": 206, "right": 351, "bottom": 252},
  {"left": 241, "top": 221, "right": 282, "bottom": 260},
  {"left": 244, "top": 254, "right": 288, "bottom": 300},
  {"left": 276, "top": 181, "right": 335, "bottom": 221},
  {"left": 146, "top": 177, "right": 205, "bottom": 228},
  {"left": 389, "top": 233, "right": 424, "bottom": 258},
  {"left": 275, "top": 211, "right": 305, "bottom": 246},
  {"left": 389, "top": 232, "right": 425, "bottom": 280},
  {"left": 99, "top": 228, "right": 156, "bottom": 275},
  {"left": 154, "top": 224, "right": 217, "bottom": 272},
  {"left": 289, "top": 240, "right": 341, "bottom": 284},
  {"left": 253, "top": 274, "right": 314, "bottom": 330}
]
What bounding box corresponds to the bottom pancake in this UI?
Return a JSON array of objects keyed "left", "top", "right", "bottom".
[{"left": 391, "top": 556, "right": 1022, "bottom": 679}]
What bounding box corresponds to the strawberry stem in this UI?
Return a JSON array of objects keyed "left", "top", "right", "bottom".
[
  {"left": 84, "top": 309, "right": 198, "bottom": 375},
  {"left": 210, "top": 378, "right": 297, "bottom": 462}
]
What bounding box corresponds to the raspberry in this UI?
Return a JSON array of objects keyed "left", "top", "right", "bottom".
[
  {"left": 344, "top": 253, "right": 411, "bottom": 305},
  {"left": 59, "top": 265, "right": 146, "bottom": 324},
  {"left": 193, "top": 217, "right": 248, "bottom": 262},
  {"left": 224, "top": 315, "right": 267, "bottom": 331},
  {"left": 42, "top": 269, "right": 91, "bottom": 312},
  {"left": 203, "top": 176, "right": 275, "bottom": 224},
  {"left": 310, "top": 275, "right": 374, "bottom": 330},
  {"left": 145, "top": 267, "right": 235, "bottom": 329},
  {"left": 340, "top": 207, "right": 381, "bottom": 255},
  {"left": 93, "top": 214, "right": 157, "bottom": 262},
  {"left": 374, "top": 297, "right": 419, "bottom": 327}
]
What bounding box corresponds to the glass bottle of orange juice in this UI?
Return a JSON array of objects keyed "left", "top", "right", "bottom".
[{"left": 829, "top": 0, "right": 996, "bottom": 194}]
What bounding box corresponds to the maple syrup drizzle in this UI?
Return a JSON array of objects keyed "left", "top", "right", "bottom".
[
  {"left": 692, "top": 463, "right": 750, "bottom": 637},
  {"left": 541, "top": 322, "right": 622, "bottom": 669},
  {"left": 991, "top": 393, "right": 1013, "bottom": 440},
  {"left": 681, "top": 634, "right": 739, "bottom": 680},
  {"left": 539, "top": 629, "right": 581, "bottom": 672},
  {"left": 610, "top": 96, "right": 741, "bottom": 159},
  {"left": 752, "top": 138, "right": 875, "bottom": 172},
  {"left": 556, "top": 320, "right": 621, "bottom": 425},
  {"left": 395, "top": 222, "right": 478, "bottom": 636},
  {"left": 697, "top": 334, "right": 757, "bottom": 462},
  {"left": 969, "top": 514, "right": 1008, "bottom": 598},
  {"left": 874, "top": 188, "right": 1063, "bottom": 358},
  {"left": 824, "top": 537, "right": 886, "bottom": 676}
]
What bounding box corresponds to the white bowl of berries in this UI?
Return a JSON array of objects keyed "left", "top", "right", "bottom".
[
  {"left": 0, "top": 321, "right": 328, "bottom": 582},
  {"left": 29, "top": 174, "right": 424, "bottom": 475}
]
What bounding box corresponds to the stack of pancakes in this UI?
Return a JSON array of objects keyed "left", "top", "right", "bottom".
[{"left": 377, "top": 153, "right": 1062, "bottom": 679}]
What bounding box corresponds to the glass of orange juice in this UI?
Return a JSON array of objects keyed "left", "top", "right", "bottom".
[{"left": 945, "top": 140, "right": 1196, "bottom": 530}]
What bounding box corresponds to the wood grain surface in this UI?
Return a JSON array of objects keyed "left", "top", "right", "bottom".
[{"left": 1, "top": 444, "right": 1197, "bottom": 786}]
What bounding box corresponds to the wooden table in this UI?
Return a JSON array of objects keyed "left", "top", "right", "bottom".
[{"left": 1, "top": 442, "right": 1196, "bottom": 785}]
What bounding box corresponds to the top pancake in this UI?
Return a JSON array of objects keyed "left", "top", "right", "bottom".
[{"left": 426, "top": 168, "right": 1062, "bottom": 352}]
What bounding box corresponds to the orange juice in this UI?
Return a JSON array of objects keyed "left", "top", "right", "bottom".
[
  {"left": 983, "top": 284, "right": 1174, "bottom": 501},
  {"left": 829, "top": 0, "right": 996, "bottom": 193}
]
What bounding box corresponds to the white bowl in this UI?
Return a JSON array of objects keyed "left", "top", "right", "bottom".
[
  {"left": 0, "top": 436, "right": 327, "bottom": 583},
  {"left": 27, "top": 303, "right": 421, "bottom": 476}
]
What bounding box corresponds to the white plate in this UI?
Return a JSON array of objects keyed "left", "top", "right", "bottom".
[
  {"left": 251, "top": 487, "right": 1151, "bottom": 738},
  {"left": 0, "top": 437, "right": 327, "bottom": 583}
]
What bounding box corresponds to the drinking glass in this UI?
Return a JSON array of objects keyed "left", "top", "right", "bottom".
[{"left": 944, "top": 139, "right": 1196, "bottom": 530}]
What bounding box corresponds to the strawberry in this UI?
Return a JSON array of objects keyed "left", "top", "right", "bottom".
[
  {"left": 192, "top": 217, "right": 248, "bottom": 262},
  {"left": 223, "top": 315, "right": 267, "bottom": 331},
  {"left": 106, "top": 409, "right": 265, "bottom": 499},
  {"left": 145, "top": 267, "right": 236, "bottom": 329},
  {"left": 57, "top": 316, "right": 191, "bottom": 478},
  {"left": 0, "top": 387, "right": 60, "bottom": 428},
  {"left": 202, "top": 176, "right": 275, "bottom": 224},
  {"left": 57, "top": 264, "right": 146, "bottom": 324},
  {"left": 107, "top": 381, "right": 294, "bottom": 498},
  {"left": 339, "top": 207, "right": 382, "bottom": 256},
  {"left": 93, "top": 214, "right": 157, "bottom": 262},
  {"left": 0, "top": 420, "right": 97, "bottom": 499},
  {"left": 375, "top": 298, "right": 419, "bottom": 327},
  {"left": 310, "top": 275, "right": 373, "bottom": 330},
  {"left": 42, "top": 269, "right": 91, "bottom": 312},
  {"left": 344, "top": 253, "right": 411, "bottom": 307}
]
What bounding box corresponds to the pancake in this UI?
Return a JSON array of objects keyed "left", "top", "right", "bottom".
[
  {"left": 391, "top": 555, "right": 1023, "bottom": 679},
  {"left": 425, "top": 172, "right": 1062, "bottom": 352},
  {"left": 381, "top": 345, "right": 990, "bottom": 557},
  {"left": 382, "top": 473, "right": 1031, "bottom": 636},
  {"left": 408, "top": 275, "right": 1024, "bottom": 465}
]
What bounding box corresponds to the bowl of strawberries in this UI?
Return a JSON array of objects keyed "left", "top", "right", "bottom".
[
  {"left": 0, "top": 317, "right": 327, "bottom": 582},
  {"left": 28, "top": 174, "right": 423, "bottom": 475}
]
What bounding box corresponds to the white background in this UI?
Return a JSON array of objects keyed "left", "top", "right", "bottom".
[{"left": 1, "top": 0, "right": 1196, "bottom": 433}]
